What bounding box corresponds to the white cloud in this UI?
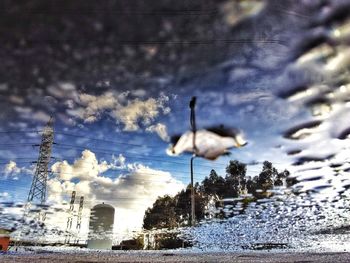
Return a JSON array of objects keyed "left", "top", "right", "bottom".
[
  {"left": 146, "top": 123, "right": 170, "bottom": 142},
  {"left": 112, "top": 93, "right": 170, "bottom": 131},
  {"left": 226, "top": 91, "right": 273, "bottom": 106},
  {"left": 47, "top": 150, "right": 184, "bottom": 239},
  {"left": 9, "top": 95, "right": 25, "bottom": 105},
  {"left": 110, "top": 154, "right": 126, "bottom": 169},
  {"left": 66, "top": 91, "right": 170, "bottom": 132},
  {"left": 47, "top": 82, "right": 79, "bottom": 101},
  {"left": 51, "top": 149, "right": 107, "bottom": 181},
  {"left": 112, "top": 97, "right": 159, "bottom": 131},
  {"left": 14, "top": 107, "right": 51, "bottom": 123},
  {"left": 220, "top": 0, "right": 265, "bottom": 27},
  {"left": 79, "top": 92, "right": 118, "bottom": 123},
  {"left": 0, "top": 192, "right": 9, "bottom": 199},
  {"left": 30, "top": 111, "right": 51, "bottom": 123},
  {"left": 2, "top": 161, "right": 34, "bottom": 180},
  {"left": 4, "top": 161, "right": 21, "bottom": 175}
]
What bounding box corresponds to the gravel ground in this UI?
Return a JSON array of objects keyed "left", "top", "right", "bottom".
[{"left": 1, "top": 251, "right": 350, "bottom": 263}]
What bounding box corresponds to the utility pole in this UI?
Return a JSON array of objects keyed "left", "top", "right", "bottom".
[
  {"left": 189, "top": 97, "right": 197, "bottom": 226},
  {"left": 65, "top": 191, "right": 76, "bottom": 244},
  {"left": 75, "top": 196, "right": 84, "bottom": 244},
  {"left": 27, "top": 117, "right": 54, "bottom": 221}
]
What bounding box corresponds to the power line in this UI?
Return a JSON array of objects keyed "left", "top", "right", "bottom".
[
  {"left": 0, "top": 156, "right": 271, "bottom": 176},
  {"left": 0, "top": 165, "right": 201, "bottom": 180},
  {"left": 0, "top": 130, "right": 41, "bottom": 134},
  {"left": 0, "top": 156, "right": 264, "bottom": 174},
  {"left": 5, "top": 159, "right": 262, "bottom": 176},
  {"left": 113, "top": 39, "right": 286, "bottom": 45},
  {"left": 0, "top": 144, "right": 234, "bottom": 169},
  {"left": 0, "top": 143, "right": 38, "bottom": 146},
  {"left": 11, "top": 9, "right": 220, "bottom": 16},
  {"left": 0, "top": 161, "right": 36, "bottom": 165},
  {"left": 53, "top": 138, "right": 265, "bottom": 167},
  {"left": 55, "top": 131, "right": 162, "bottom": 149},
  {"left": 4, "top": 3, "right": 313, "bottom": 19},
  {"left": 5, "top": 38, "right": 287, "bottom": 46},
  {"left": 0, "top": 153, "right": 228, "bottom": 172},
  {"left": 0, "top": 131, "right": 288, "bottom": 168},
  {"left": 54, "top": 143, "right": 230, "bottom": 169}
]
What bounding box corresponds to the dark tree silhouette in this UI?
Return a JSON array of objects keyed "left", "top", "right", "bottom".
[
  {"left": 143, "top": 195, "right": 178, "bottom": 230},
  {"left": 275, "top": 169, "right": 290, "bottom": 186},
  {"left": 144, "top": 185, "right": 207, "bottom": 230},
  {"left": 256, "top": 161, "right": 276, "bottom": 193},
  {"left": 143, "top": 160, "right": 296, "bottom": 230},
  {"left": 201, "top": 169, "right": 226, "bottom": 198},
  {"left": 225, "top": 160, "right": 247, "bottom": 197}
]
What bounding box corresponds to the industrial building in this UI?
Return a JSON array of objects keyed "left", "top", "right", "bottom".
[{"left": 87, "top": 203, "right": 115, "bottom": 250}]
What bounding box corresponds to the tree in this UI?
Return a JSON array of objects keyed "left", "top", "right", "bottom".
[
  {"left": 246, "top": 176, "right": 258, "bottom": 196},
  {"left": 256, "top": 161, "right": 276, "bottom": 193},
  {"left": 225, "top": 160, "right": 247, "bottom": 197},
  {"left": 174, "top": 184, "right": 208, "bottom": 225},
  {"left": 143, "top": 185, "right": 208, "bottom": 230},
  {"left": 143, "top": 160, "right": 295, "bottom": 230},
  {"left": 285, "top": 171, "right": 298, "bottom": 188},
  {"left": 174, "top": 187, "right": 191, "bottom": 225},
  {"left": 201, "top": 169, "right": 226, "bottom": 198},
  {"left": 275, "top": 169, "right": 290, "bottom": 186},
  {"left": 143, "top": 195, "right": 178, "bottom": 230}
]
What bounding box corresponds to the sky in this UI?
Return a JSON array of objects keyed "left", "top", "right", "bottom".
[{"left": 1, "top": 0, "right": 350, "bottom": 240}]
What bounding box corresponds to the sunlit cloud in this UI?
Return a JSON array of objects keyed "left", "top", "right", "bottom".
[
  {"left": 64, "top": 91, "right": 171, "bottom": 138},
  {"left": 2, "top": 161, "right": 34, "bottom": 180},
  {"left": 4, "top": 160, "right": 21, "bottom": 175},
  {"left": 48, "top": 150, "right": 184, "bottom": 234},
  {"left": 112, "top": 96, "right": 168, "bottom": 131},
  {"left": 0, "top": 192, "right": 10, "bottom": 199},
  {"left": 146, "top": 123, "right": 170, "bottom": 142},
  {"left": 220, "top": 0, "right": 265, "bottom": 27}
]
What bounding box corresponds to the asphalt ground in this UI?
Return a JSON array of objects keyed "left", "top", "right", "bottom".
[{"left": 1, "top": 251, "right": 350, "bottom": 263}]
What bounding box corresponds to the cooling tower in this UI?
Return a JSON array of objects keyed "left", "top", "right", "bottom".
[{"left": 87, "top": 203, "right": 115, "bottom": 250}]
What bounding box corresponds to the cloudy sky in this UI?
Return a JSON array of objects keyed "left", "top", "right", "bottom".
[{"left": 1, "top": 0, "right": 350, "bottom": 239}]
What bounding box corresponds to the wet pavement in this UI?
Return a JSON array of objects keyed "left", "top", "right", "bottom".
[{"left": 2, "top": 251, "right": 350, "bottom": 263}]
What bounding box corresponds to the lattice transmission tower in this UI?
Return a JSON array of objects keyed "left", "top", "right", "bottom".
[
  {"left": 27, "top": 117, "right": 54, "bottom": 205},
  {"left": 65, "top": 191, "right": 85, "bottom": 245},
  {"left": 65, "top": 191, "right": 76, "bottom": 244}
]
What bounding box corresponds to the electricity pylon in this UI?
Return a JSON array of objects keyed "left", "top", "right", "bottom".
[
  {"left": 27, "top": 117, "right": 54, "bottom": 207},
  {"left": 65, "top": 191, "right": 85, "bottom": 245},
  {"left": 76, "top": 196, "right": 84, "bottom": 232},
  {"left": 65, "top": 191, "right": 76, "bottom": 244},
  {"left": 75, "top": 196, "right": 84, "bottom": 244}
]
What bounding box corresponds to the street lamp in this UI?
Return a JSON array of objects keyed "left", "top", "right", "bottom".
[
  {"left": 167, "top": 97, "right": 247, "bottom": 227},
  {"left": 189, "top": 97, "right": 197, "bottom": 226}
]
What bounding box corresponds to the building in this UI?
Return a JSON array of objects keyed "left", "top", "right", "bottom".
[{"left": 87, "top": 203, "right": 115, "bottom": 250}]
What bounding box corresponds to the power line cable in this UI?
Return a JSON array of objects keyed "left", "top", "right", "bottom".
[{"left": 0, "top": 131, "right": 289, "bottom": 167}]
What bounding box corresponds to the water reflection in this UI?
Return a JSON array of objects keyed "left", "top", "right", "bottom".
[
  {"left": 1, "top": 0, "right": 350, "bottom": 253},
  {"left": 188, "top": 1, "right": 350, "bottom": 251},
  {"left": 189, "top": 186, "right": 350, "bottom": 251}
]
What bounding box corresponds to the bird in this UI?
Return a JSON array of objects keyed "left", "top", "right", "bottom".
[{"left": 167, "top": 125, "right": 247, "bottom": 160}]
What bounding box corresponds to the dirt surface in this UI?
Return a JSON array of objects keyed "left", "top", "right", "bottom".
[{"left": 1, "top": 251, "right": 350, "bottom": 263}]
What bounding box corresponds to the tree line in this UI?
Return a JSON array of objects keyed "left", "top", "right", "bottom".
[{"left": 143, "top": 160, "right": 297, "bottom": 230}]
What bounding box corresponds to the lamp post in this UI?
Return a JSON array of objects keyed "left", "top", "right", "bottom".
[
  {"left": 189, "top": 97, "right": 197, "bottom": 226},
  {"left": 190, "top": 155, "right": 196, "bottom": 226},
  {"left": 168, "top": 97, "right": 247, "bottom": 226}
]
